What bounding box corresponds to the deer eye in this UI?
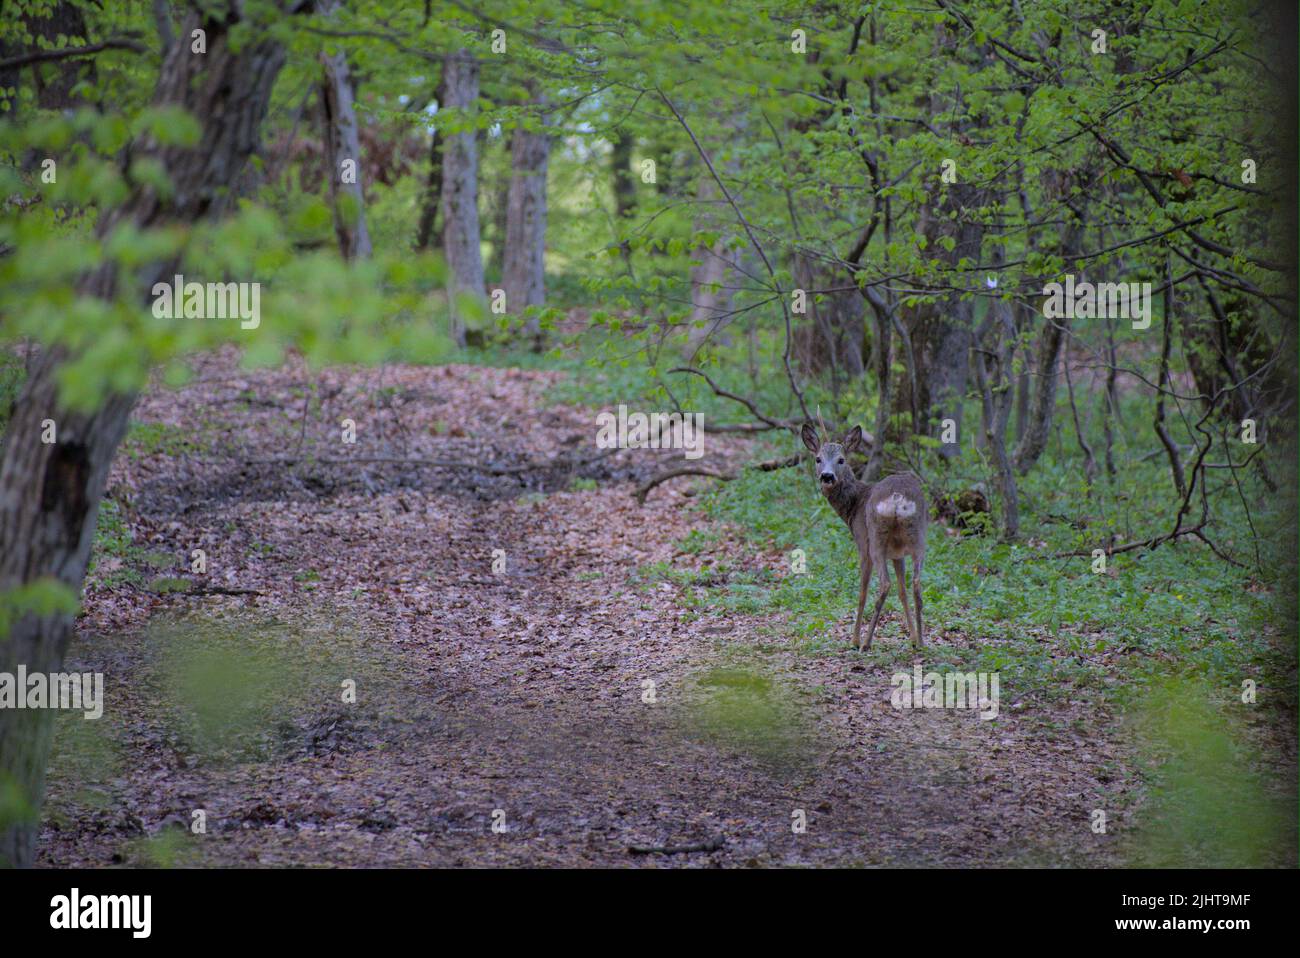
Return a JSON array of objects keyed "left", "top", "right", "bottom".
[{"left": 837, "top": 457, "right": 844, "bottom": 464}]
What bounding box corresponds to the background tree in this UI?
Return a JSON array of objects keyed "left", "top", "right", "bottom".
[
  {"left": 439, "top": 47, "right": 484, "bottom": 346},
  {"left": 0, "top": 0, "right": 296, "bottom": 867}
]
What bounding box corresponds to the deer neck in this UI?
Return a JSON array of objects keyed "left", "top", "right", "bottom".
[{"left": 824, "top": 476, "right": 869, "bottom": 528}]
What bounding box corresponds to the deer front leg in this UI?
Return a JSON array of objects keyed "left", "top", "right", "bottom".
[{"left": 852, "top": 555, "right": 872, "bottom": 650}]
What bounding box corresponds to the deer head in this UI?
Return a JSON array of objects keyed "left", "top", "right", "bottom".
[{"left": 800, "top": 422, "right": 866, "bottom": 491}]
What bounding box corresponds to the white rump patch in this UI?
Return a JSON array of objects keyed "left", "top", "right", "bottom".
[{"left": 876, "top": 494, "right": 918, "bottom": 519}]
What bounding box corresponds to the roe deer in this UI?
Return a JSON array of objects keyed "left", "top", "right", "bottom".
[{"left": 800, "top": 423, "right": 928, "bottom": 651}]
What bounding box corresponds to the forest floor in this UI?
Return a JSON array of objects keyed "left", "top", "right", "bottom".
[{"left": 34, "top": 349, "right": 1270, "bottom": 867}]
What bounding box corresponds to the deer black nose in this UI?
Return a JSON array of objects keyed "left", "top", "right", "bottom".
[{"left": 820, "top": 472, "right": 835, "bottom": 484}]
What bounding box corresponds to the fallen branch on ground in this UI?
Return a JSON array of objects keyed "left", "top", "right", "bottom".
[
  {"left": 177, "top": 585, "right": 264, "bottom": 596},
  {"left": 634, "top": 454, "right": 801, "bottom": 505},
  {"left": 627, "top": 836, "right": 724, "bottom": 855},
  {"left": 224, "top": 447, "right": 621, "bottom": 477}
]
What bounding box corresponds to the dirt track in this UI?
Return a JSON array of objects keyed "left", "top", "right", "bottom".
[{"left": 39, "top": 352, "right": 1130, "bottom": 867}]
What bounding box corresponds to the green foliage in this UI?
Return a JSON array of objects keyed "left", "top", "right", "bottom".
[
  {"left": 123, "top": 421, "right": 200, "bottom": 459},
  {"left": 0, "top": 0, "right": 1291, "bottom": 869},
  {"left": 120, "top": 828, "right": 198, "bottom": 869},
  {"left": 698, "top": 448, "right": 1286, "bottom": 692},
  {"left": 5, "top": 0, "right": 1280, "bottom": 427},
  {"left": 161, "top": 629, "right": 300, "bottom": 763},
  {"left": 1125, "top": 678, "right": 1296, "bottom": 867},
  {"left": 679, "top": 664, "right": 815, "bottom": 771},
  {"left": 0, "top": 578, "right": 79, "bottom": 639},
  {"left": 86, "top": 496, "right": 182, "bottom": 590},
  {"left": 0, "top": 350, "right": 24, "bottom": 434},
  {"left": 0, "top": 103, "right": 454, "bottom": 415},
  {"left": 151, "top": 617, "right": 388, "bottom": 766}
]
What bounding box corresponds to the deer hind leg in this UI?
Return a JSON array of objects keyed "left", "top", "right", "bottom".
[
  {"left": 852, "top": 554, "right": 872, "bottom": 649},
  {"left": 893, "top": 558, "right": 915, "bottom": 645},
  {"left": 863, "top": 563, "right": 891, "bottom": 651},
  {"left": 911, "top": 552, "right": 925, "bottom": 646}
]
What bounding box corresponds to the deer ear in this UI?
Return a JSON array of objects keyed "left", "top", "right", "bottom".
[
  {"left": 842, "top": 425, "right": 864, "bottom": 453},
  {"left": 800, "top": 422, "right": 820, "bottom": 453}
]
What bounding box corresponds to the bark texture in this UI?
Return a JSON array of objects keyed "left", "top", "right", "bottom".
[
  {"left": 503, "top": 107, "right": 553, "bottom": 346},
  {"left": 319, "top": 0, "right": 371, "bottom": 260},
  {"left": 414, "top": 78, "right": 445, "bottom": 252},
  {"left": 439, "top": 50, "right": 485, "bottom": 347},
  {"left": 0, "top": 4, "right": 288, "bottom": 867},
  {"left": 891, "top": 182, "right": 987, "bottom": 455},
  {"left": 1013, "top": 218, "right": 1085, "bottom": 474},
  {"left": 792, "top": 252, "right": 866, "bottom": 382},
  {"left": 974, "top": 298, "right": 1020, "bottom": 538}
]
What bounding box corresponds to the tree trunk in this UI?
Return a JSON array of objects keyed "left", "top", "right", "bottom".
[
  {"left": 1155, "top": 258, "right": 1187, "bottom": 497},
  {"left": 974, "top": 301, "right": 1019, "bottom": 538},
  {"left": 1013, "top": 309, "right": 1068, "bottom": 475},
  {"left": 22, "top": 1, "right": 96, "bottom": 110},
  {"left": 684, "top": 168, "right": 739, "bottom": 356},
  {"left": 610, "top": 133, "right": 636, "bottom": 221},
  {"left": 319, "top": 1, "right": 371, "bottom": 260},
  {"left": 1101, "top": 308, "right": 1119, "bottom": 478},
  {"left": 924, "top": 311, "right": 973, "bottom": 456},
  {"left": 1013, "top": 218, "right": 1085, "bottom": 474},
  {"left": 0, "top": 5, "right": 288, "bottom": 868},
  {"left": 1063, "top": 350, "right": 1097, "bottom": 491},
  {"left": 792, "top": 253, "right": 867, "bottom": 384},
  {"left": 414, "top": 78, "right": 445, "bottom": 252},
  {"left": 489, "top": 164, "right": 509, "bottom": 279},
  {"left": 608, "top": 132, "right": 637, "bottom": 272},
  {"left": 897, "top": 182, "right": 987, "bottom": 456},
  {"left": 502, "top": 107, "right": 552, "bottom": 348},
  {"left": 0, "top": 350, "right": 134, "bottom": 870},
  {"left": 439, "top": 49, "right": 485, "bottom": 347},
  {"left": 1013, "top": 342, "right": 1031, "bottom": 444},
  {"left": 862, "top": 289, "right": 894, "bottom": 483}
]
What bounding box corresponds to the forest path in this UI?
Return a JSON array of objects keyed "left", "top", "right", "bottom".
[{"left": 39, "top": 351, "right": 1126, "bottom": 867}]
